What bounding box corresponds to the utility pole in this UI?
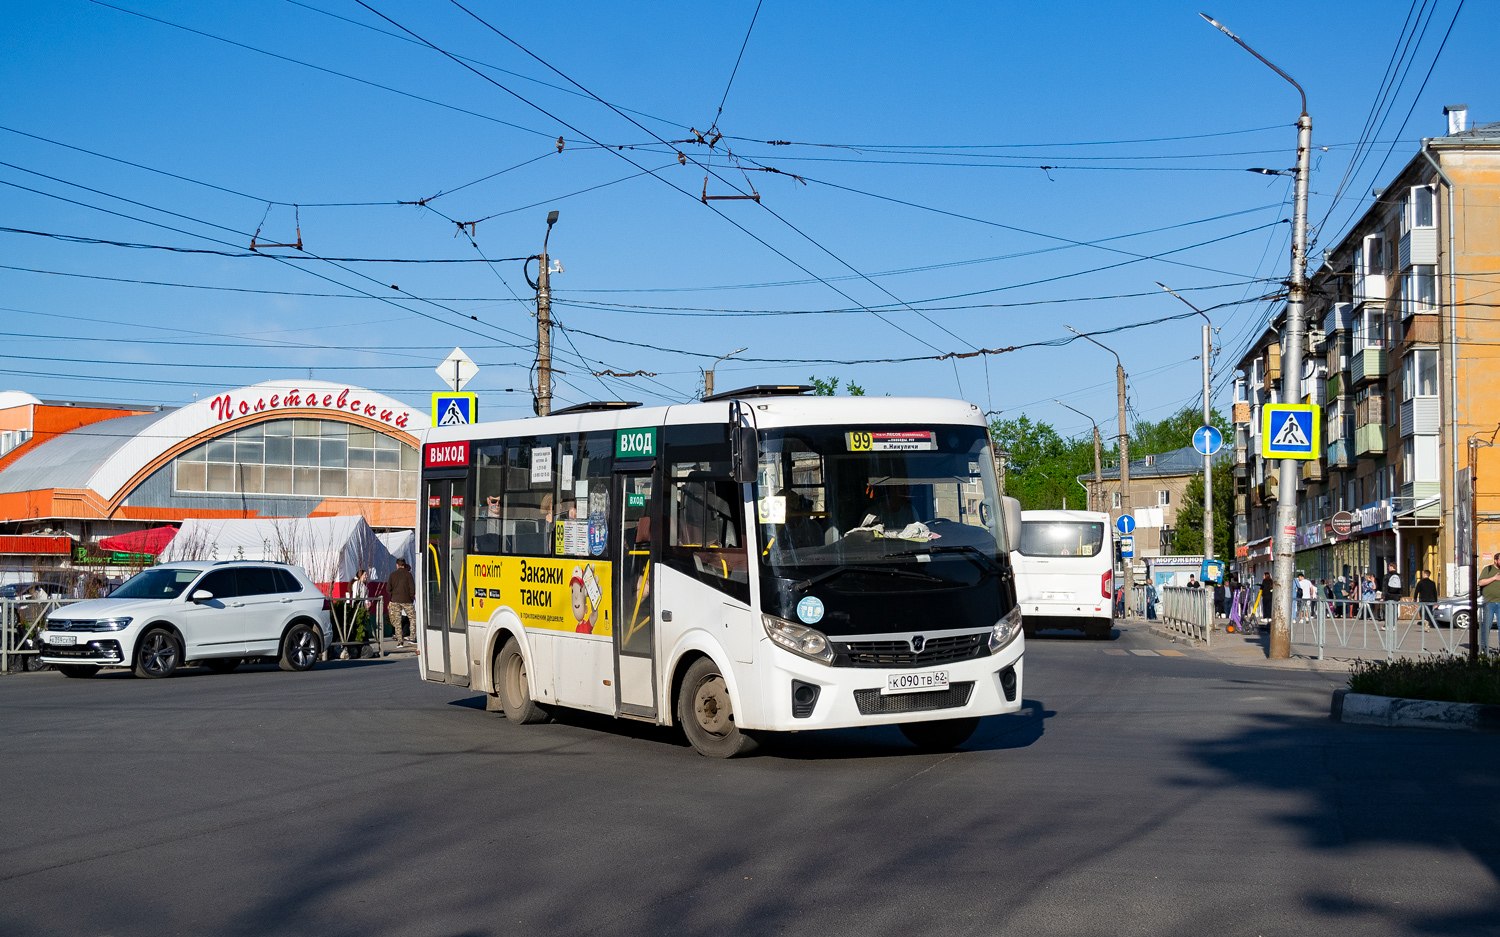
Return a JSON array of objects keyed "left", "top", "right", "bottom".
[
  {"left": 1156, "top": 282, "right": 1215, "bottom": 561},
  {"left": 1056, "top": 400, "right": 1103, "bottom": 512},
  {"left": 703, "top": 346, "right": 748, "bottom": 399},
  {"left": 1067, "top": 327, "right": 1131, "bottom": 616},
  {"left": 1202, "top": 13, "right": 1309, "bottom": 659},
  {"left": 532, "top": 210, "right": 560, "bottom": 416}
]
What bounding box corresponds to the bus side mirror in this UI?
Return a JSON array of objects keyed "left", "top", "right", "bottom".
[
  {"left": 729, "top": 401, "right": 757, "bottom": 485},
  {"left": 1002, "top": 497, "right": 1022, "bottom": 549}
]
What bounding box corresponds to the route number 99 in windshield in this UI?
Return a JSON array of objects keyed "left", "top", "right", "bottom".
[{"left": 845, "top": 430, "right": 937, "bottom": 452}]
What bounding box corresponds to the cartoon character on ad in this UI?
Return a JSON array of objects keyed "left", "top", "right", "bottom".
[{"left": 570, "top": 564, "right": 603, "bottom": 633}]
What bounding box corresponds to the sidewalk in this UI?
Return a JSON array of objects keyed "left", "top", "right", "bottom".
[{"left": 1132, "top": 616, "right": 1353, "bottom": 672}]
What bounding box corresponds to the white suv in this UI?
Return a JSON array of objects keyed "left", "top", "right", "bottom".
[{"left": 37, "top": 561, "right": 333, "bottom": 679}]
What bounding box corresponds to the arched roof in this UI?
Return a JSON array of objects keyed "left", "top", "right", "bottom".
[
  {"left": 0, "top": 391, "right": 44, "bottom": 410},
  {"left": 0, "top": 380, "right": 430, "bottom": 503}
]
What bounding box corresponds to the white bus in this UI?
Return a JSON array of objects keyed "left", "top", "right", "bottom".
[
  {"left": 416, "top": 387, "right": 1024, "bottom": 757},
  {"left": 1014, "top": 509, "right": 1113, "bottom": 639}
]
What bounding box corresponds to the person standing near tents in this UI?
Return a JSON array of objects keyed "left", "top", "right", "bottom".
[
  {"left": 388, "top": 558, "right": 417, "bottom": 648},
  {"left": 1258, "top": 573, "right": 1274, "bottom": 623}
]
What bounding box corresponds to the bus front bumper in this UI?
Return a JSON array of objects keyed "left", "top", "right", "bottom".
[{"left": 749, "top": 636, "right": 1024, "bottom": 731}]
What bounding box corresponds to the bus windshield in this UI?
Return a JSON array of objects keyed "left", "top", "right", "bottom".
[
  {"left": 756, "top": 424, "right": 1004, "bottom": 588},
  {"left": 1019, "top": 521, "right": 1105, "bottom": 557}
]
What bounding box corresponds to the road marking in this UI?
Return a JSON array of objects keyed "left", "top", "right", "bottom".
[
  {"left": 1129, "top": 649, "right": 1159, "bottom": 656},
  {"left": 1156, "top": 649, "right": 1186, "bottom": 657},
  {"left": 1103, "top": 649, "right": 1129, "bottom": 656}
]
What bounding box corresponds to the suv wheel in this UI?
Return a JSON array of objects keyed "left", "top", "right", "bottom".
[
  {"left": 133, "top": 628, "right": 181, "bottom": 679},
  {"left": 279, "top": 624, "right": 322, "bottom": 672}
]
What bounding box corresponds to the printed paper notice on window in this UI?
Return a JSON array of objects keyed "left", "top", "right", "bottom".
[
  {"left": 846, "top": 430, "right": 936, "bottom": 452},
  {"left": 530, "top": 447, "right": 553, "bottom": 484}
]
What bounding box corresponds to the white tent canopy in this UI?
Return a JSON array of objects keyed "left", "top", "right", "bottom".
[
  {"left": 376, "top": 530, "right": 415, "bottom": 571},
  {"left": 158, "top": 516, "right": 397, "bottom": 583}
]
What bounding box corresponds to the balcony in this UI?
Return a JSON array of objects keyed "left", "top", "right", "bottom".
[
  {"left": 1302, "top": 458, "right": 1324, "bottom": 482},
  {"left": 1350, "top": 347, "right": 1388, "bottom": 387},
  {"left": 1353, "top": 273, "right": 1388, "bottom": 305},
  {"left": 1397, "top": 481, "right": 1441, "bottom": 518},
  {"left": 1327, "top": 437, "right": 1354, "bottom": 469},
  {"left": 1355, "top": 423, "right": 1388, "bottom": 456},
  {"left": 1400, "top": 397, "right": 1440, "bottom": 437},
  {"left": 1323, "top": 302, "right": 1354, "bottom": 335},
  {"left": 1355, "top": 394, "right": 1386, "bottom": 427},
  {"left": 1400, "top": 227, "right": 1438, "bottom": 268},
  {"left": 1233, "top": 402, "right": 1251, "bottom": 424},
  {"left": 1325, "top": 372, "right": 1345, "bottom": 399}
]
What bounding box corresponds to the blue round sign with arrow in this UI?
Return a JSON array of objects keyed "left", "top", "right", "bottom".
[
  {"left": 1116, "top": 514, "right": 1136, "bottom": 535},
  {"left": 1193, "top": 425, "right": 1224, "bottom": 456}
]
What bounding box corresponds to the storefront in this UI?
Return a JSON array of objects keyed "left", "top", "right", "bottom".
[{"left": 0, "top": 380, "right": 430, "bottom": 579}]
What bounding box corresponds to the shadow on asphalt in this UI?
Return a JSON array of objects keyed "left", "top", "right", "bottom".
[
  {"left": 1184, "top": 710, "right": 1500, "bottom": 934},
  {"left": 1027, "top": 627, "right": 1118, "bottom": 641},
  {"left": 448, "top": 692, "right": 1051, "bottom": 760},
  {"left": 64, "top": 656, "right": 410, "bottom": 680}
]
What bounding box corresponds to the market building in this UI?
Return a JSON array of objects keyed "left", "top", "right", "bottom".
[
  {"left": 0, "top": 380, "right": 430, "bottom": 577},
  {"left": 1232, "top": 107, "right": 1500, "bottom": 594}
]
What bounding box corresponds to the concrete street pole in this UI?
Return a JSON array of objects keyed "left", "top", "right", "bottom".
[
  {"left": 1201, "top": 13, "right": 1309, "bottom": 659},
  {"left": 1055, "top": 400, "right": 1103, "bottom": 512},
  {"left": 1203, "top": 323, "right": 1214, "bottom": 562},
  {"left": 533, "top": 210, "right": 559, "bottom": 417},
  {"left": 1067, "top": 327, "right": 1131, "bottom": 616},
  {"left": 704, "top": 347, "right": 748, "bottom": 400}
]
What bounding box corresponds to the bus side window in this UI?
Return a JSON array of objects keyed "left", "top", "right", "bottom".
[
  {"left": 500, "top": 437, "right": 557, "bottom": 556},
  {"left": 473, "top": 443, "right": 507, "bottom": 555},
  {"left": 663, "top": 477, "right": 750, "bottom": 603}
]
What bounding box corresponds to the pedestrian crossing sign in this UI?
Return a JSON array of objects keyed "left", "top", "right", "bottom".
[
  {"left": 432, "top": 392, "right": 478, "bottom": 426},
  {"left": 1261, "top": 403, "right": 1319, "bottom": 460}
]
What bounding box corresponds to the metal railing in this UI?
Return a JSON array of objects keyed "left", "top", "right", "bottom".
[
  {"left": 2, "top": 597, "right": 88, "bottom": 673},
  {"left": 327, "top": 597, "right": 387, "bottom": 660},
  {"left": 1293, "top": 599, "right": 1473, "bottom": 661},
  {"left": 1158, "top": 586, "right": 1214, "bottom": 645}
]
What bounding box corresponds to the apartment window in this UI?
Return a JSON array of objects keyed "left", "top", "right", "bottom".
[
  {"left": 1362, "top": 235, "right": 1384, "bottom": 275},
  {"left": 1408, "top": 185, "right": 1435, "bottom": 230},
  {"left": 1403, "top": 435, "right": 1439, "bottom": 484},
  {"left": 1402, "top": 265, "right": 1437, "bottom": 317},
  {"left": 1111, "top": 491, "right": 1121, "bottom": 509},
  {"left": 1402, "top": 349, "right": 1438, "bottom": 401},
  {"left": 1354, "top": 307, "right": 1385, "bottom": 350},
  {"left": 1156, "top": 490, "right": 1170, "bottom": 506}
]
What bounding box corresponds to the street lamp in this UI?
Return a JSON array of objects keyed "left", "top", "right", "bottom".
[
  {"left": 703, "top": 347, "right": 748, "bottom": 399},
  {"left": 1157, "top": 282, "right": 1216, "bottom": 565},
  {"left": 1065, "top": 325, "right": 1132, "bottom": 615},
  {"left": 532, "top": 210, "right": 560, "bottom": 416},
  {"left": 1201, "top": 11, "right": 1312, "bottom": 660},
  {"left": 1055, "top": 399, "right": 1103, "bottom": 512}
]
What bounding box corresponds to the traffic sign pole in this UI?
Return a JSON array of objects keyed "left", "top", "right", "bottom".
[{"left": 1202, "top": 324, "right": 1214, "bottom": 565}]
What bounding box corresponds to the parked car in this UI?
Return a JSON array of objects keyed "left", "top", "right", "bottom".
[
  {"left": 36, "top": 561, "right": 332, "bottom": 679},
  {"left": 1429, "top": 597, "right": 1475, "bottom": 630},
  {"left": 0, "top": 581, "right": 72, "bottom": 600}
]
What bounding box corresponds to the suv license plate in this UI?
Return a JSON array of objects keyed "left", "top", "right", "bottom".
[
  {"left": 49, "top": 634, "right": 76, "bottom": 646},
  {"left": 883, "top": 670, "right": 949, "bottom": 695}
]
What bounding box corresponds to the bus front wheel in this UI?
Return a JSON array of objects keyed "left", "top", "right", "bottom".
[
  {"left": 496, "top": 638, "right": 550, "bottom": 725},
  {"left": 677, "top": 657, "right": 756, "bottom": 758},
  {"left": 900, "top": 717, "right": 979, "bottom": 751}
]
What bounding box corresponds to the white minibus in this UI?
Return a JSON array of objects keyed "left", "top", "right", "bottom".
[
  {"left": 1014, "top": 509, "right": 1113, "bottom": 639},
  {"left": 417, "top": 387, "right": 1025, "bottom": 756}
]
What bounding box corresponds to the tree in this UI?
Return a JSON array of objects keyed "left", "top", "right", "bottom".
[
  {"left": 1129, "top": 405, "right": 1232, "bottom": 457},
  {"left": 989, "top": 415, "right": 1095, "bottom": 511},
  {"left": 1173, "top": 457, "right": 1234, "bottom": 557},
  {"left": 809, "top": 376, "right": 865, "bottom": 396}
]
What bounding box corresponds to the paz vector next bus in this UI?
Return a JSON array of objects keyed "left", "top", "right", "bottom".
[{"left": 416, "top": 386, "right": 1025, "bottom": 757}]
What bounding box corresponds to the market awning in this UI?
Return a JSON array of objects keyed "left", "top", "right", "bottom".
[{"left": 98, "top": 526, "right": 179, "bottom": 556}]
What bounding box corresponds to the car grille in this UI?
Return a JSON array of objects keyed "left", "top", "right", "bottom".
[
  {"left": 832, "top": 632, "right": 988, "bottom": 668},
  {"left": 853, "top": 681, "right": 975, "bottom": 715},
  {"left": 43, "top": 620, "right": 113, "bottom": 632}
]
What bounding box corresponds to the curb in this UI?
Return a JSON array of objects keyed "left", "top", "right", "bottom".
[
  {"left": 1147, "top": 625, "right": 1205, "bottom": 647},
  {"left": 1331, "top": 689, "right": 1500, "bottom": 732}
]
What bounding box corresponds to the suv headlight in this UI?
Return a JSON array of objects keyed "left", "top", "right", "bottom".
[
  {"left": 762, "top": 614, "right": 836, "bottom": 664},
  {"left": 96, "top": 617, "right": 134, "bottom": 631},
  {"left": 990, "top": 605, "right": 1023, "bottom": 654}
]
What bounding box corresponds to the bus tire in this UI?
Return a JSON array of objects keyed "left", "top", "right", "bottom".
[
  {"left": 900, "top": 717, "right": 979, "bottom": 751},
  {"left": 677, "top": 657, "right": 756, "bottom": 758},
  {"left": 497, "top": 638, "right": 550, "bottom": 725}
]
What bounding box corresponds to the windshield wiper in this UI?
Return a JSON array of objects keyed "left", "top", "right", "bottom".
[
  {"left": 792, "top": 565, "right": 945, "bottom": 592},
  {"left": 889, "top": 544, "right": 1002, "bottom": 575}
]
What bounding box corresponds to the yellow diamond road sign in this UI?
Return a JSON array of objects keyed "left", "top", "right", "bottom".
[{"left": 1261, "top": 403, "right": 1319, "bottom": 460}]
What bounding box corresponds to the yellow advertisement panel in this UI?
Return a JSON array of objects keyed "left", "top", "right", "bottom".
[{"left": 469, "top": 556, "right": 613, "bottom": 636}]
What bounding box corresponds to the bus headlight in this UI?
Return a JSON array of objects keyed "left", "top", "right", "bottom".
[
  {"left": 989, "top": 606, "right": 1023, "bottom": 654},
  {"left": 762, "top": 615, "right": 836, "bottom": 664}
]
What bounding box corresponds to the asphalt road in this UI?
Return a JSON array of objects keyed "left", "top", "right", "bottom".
[{"left": 1, "top": 625, "right": 1496, "bottom": 937}]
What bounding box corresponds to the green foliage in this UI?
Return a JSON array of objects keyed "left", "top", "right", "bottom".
[
  {"left": 1347, "top": 654, "right": 1500, "bottom": 705},
  {"left": 1129, "top": 406, "right": 1232, "bottom": 457},
  {"left": 1173, "top": 457, "right": 1234, "bottom": 556},
  {"left": 809, "top": 376, "right": 864, "bottom": 396},
  {"left": 989, "top": 414, "right": 1096, "bottom": 511}
]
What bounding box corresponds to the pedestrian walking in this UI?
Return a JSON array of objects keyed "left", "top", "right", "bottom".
[
  {"left": 1382, "top": 562, "right": 1403, "bottom": 604},
  {"left": 1295, "top": 572, "right": 1314, "bottom": 621},
  {"left": 1477, "top": 553, "right": 1500, "bottom": 652},
  {"left": 1212, "top": 580, "right": 1226, "bottom": 617},
  {"left": 1144, "top": 581, "right": 1157, "bottom": 620},
  {"left": 1258, "top": 573, "right": 1273, "bottom": 622},
  {"left": 1332, "top": 576, "right": 1348, "bottom": 618},
  {"left": 341, "top": 568, "right": 373, "bottom": 660},
  {"left": 1413, "top": 569, "right": 1438, "bottom": 606},
  {"left": 388, "top": 558, "right": 417, "bottom": 647}
]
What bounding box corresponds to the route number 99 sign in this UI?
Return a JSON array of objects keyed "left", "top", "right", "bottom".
[{"left": 845, "top": 430, "right": 937, "bottom": 452}]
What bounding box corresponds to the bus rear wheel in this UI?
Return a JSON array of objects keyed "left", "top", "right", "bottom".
[
  {"left": 496, "top": 638, "right": 550, "bottom": 725},
  {"left": 900, "top": 717, "right": 979, "bottom": 751},
  {"left": 677, "top": 657, "right": 756, "bottom": 758}
]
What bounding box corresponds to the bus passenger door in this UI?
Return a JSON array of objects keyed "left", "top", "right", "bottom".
[
  {"left": 613, "top": 471, "right": 657, "bottom": 718},
  {"left": 422, "top": 478, "right": 470, "bottom": 686}
]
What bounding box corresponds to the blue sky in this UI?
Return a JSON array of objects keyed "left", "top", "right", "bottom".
[{"left": 1, "top": 0, "right": 1492, "bottom": 439}]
